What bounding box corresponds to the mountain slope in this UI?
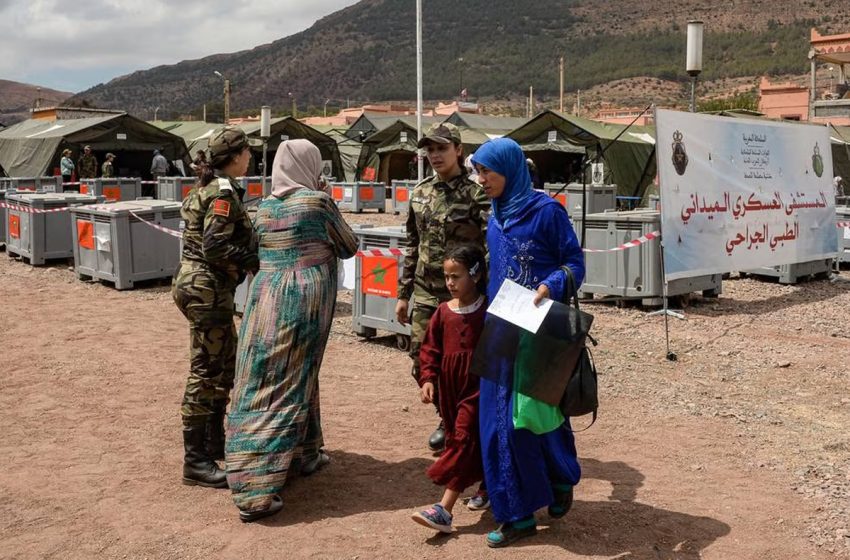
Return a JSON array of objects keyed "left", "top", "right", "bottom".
[
  {"left": 0, "top": 80, "right": 72, "bottom": 125},
  {"left": 70, "top": 0, "right": 850, "bottom": 119}
]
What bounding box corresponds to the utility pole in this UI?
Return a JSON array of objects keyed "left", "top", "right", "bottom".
[
  {"left": 559, "top": 56, "right": 565, "bottom": 113},
  {"left": 416, "top": 0, "right": 424, "bottom": 181},
  {"left": 528, "top": 86, "right": 534, "bottom": 118},
  {"left": 224, "top": 79, "right": 231, "bottom": 123}
]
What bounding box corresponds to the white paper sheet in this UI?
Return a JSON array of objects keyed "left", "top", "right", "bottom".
[
  {"left": 487, "top": 279, "right": 553, "bottom": 334},
  {"left": 340, "top": 257, "right": 356, "bottom": 290}
]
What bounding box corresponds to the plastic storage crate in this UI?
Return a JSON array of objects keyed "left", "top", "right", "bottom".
[
  {"left": 575, "top": 210, "right": 722, "bottom": 305},
  {"left": 5, "top": 192, "right": 98, "bottom": 265},
  {"left": 544, "top": 182, "right": 617, "bottom": 217},
  {"left": 80, "top": 178, "right": 142, "bottom": 202},
  {"left": 0, "top": 190, "right": 7, "bottom": 247},
  {"left": 69, "top": 200, "right": 182, "bottom": 289},
  {"left": 836, "top": 206, "right": 850, "bottom": 264},
  {"left": 390, "top": 180, "right": 416, "bottom": 215},
  {"left": 237, "top": 176, "right": 270, "bottom": 207},
  {"left": 351, "top": 225, "right": 411, "bottom": 349},
  {"left": 331, "top": 182, "right": 386, "bottom": 213},
  {"left": 9, "top": 176, "right": 62, "bottom": 193},
  {"left": 156, "top": 177, "right": 197, "bottom": 202},
  {"left": 742, "top": 259, "right": 834, "bottom": 284}
]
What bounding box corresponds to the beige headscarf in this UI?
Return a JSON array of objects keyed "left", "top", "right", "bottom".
[{"left": 271, "top": 139, "right": 323, "bottom": 198}]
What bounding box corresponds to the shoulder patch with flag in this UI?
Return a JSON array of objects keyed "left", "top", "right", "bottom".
[{"left": 213, "top": 199, "right": 231, "bottom": 217}]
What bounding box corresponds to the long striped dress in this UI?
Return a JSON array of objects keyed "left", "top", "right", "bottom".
[{"left": 225, "top": 189, "right": 358, "bottom": 514}]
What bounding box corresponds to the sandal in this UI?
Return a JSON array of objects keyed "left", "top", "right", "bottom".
[
  {"left": 548, "top": 484, "right": 574, "bottom": 519},
  {"left": 486, "top": 517, "right": 537, "bottom": 548},
  {"left": 300, "top": 451, "right": 330, "bottom": 476},
  {"left": 239, "top": 495, "right": 283, "bottom": 523}
]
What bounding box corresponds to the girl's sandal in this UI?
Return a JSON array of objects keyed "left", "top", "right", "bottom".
[{"left": 548, "top": 484, "right": 574, "bottom": 519}]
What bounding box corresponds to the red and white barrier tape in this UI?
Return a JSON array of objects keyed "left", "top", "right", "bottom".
[
  {"left": 355, "top": 248, "right": 406, "bottom": 258},
  {"left": 129, "top": 211, "right": 183, "bottom": 238},
  {"left": 582, "top": 231, "right": 661, "bottom": 253},
  {"left": 0, "top": 202, "right": 71, "bottom": 214},
  {"left": 837, "top": 221, "right": 850, "bottom": 228},
  {"left": 355, "top": 231, "right": 663, "bottom": 257}
]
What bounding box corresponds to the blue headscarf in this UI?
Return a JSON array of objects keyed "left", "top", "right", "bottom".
[{"left": 471, "top": 138, "right": 533, "bottom": 226}]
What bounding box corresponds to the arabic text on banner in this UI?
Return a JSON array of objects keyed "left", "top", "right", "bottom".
[{"left": 655, "top": 109, "right": 838, "bottom": 280}]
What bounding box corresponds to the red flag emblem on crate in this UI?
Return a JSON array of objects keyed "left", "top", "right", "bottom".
[
  {"left": 77, "top": 220, "right": 94, "bottom": 250},
  {"left": 396, "top": 188, "right": 409, "bottom": 202},
  {"left": 182, "top": 185, "right": 193, "bottom": 198},
  {"left": 9, "top": 214, "right": 20, "bottom": 238},
  {"left": 80, "top": 184, "right": 89, "bottom": 194},
  {"left": 360, "top": 256, "right": 398, "bottom": 298},
  {"left": 332, "top": 186, "right": 344, "bottom": 201},
  {"left": 362, "top": 167, "right": 377, "bottom": 181},
  {"left": 360, "top": 186, "right": 374, "bottom": 201},
  {"left": 103, "top": 187, "right": 121, "bottom": 202},
  {"left": 247, "top": 183, "right": 263, "bottom": 196}
]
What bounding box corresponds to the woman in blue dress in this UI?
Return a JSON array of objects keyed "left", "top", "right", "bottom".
[{"left": 471, "top": 138, "right": 585, "bottom": 547}]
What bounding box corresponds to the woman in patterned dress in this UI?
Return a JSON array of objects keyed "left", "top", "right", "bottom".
[
  {"left": 225, "top": 139, "right": 358, "bottom": 523},
  {"left": 471, "top": 138, "right": 585, "bottom": 547}
]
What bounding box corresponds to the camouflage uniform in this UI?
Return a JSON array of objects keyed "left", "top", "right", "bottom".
[
  {"left": 399, "top": 172, "right": 490, "bottom": 380},
  {"left": 78, "top": 153, "right": 98, "bottom": 179},
  {"left": 172, "top": 173, "right": 258, "bottom": 426},
  {"left": 101, "top": 160, "right": 114, "bottom": 178}
]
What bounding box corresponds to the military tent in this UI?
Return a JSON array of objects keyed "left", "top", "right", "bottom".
[
  {"left": 506, "top": 110, "right": 657, "bottom": 198},
  {"left": 355, "top": 120, "right": 422, "bottom": 183},
  {"left": 238, "top": 117, "right": 344, "bottom": 179},
  {"left": 0, "top": 114, "right": 189, "bottom": 179},
  {"left": 312, "top": 125, "right": 362, "bottom": 182}
]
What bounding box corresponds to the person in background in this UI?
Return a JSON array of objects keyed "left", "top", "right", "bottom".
[
  {"left": 172, "top": 126, "right": 258, "bottom": 490},
  {"left": 472, "top": 138, "right": 585, "bottom": 548},
  {"left": 395, "top": 122, "right": 490, "bottom": 453},
  {"left": 101, "top": 153, "right": 116, "bottom": 178},
  {"left": 225, "top": 139, "right": 358, "bottom": 523},
  {"left": 151, "top": 149, "right": 169, "bottom": 178},
  {"left": 60, "top": 149, "right": 75, "bottom": 189},
  {"left": 77, "top": 145, "right": 98, "bottom": 179}
]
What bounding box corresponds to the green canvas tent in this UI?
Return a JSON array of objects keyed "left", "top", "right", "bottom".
[
  {"left": 312, "top": 125, "right": 363, "bottom": 182},
  {"left": 505, "top": 110, "right": 656, "bottom": 197},
  {"left": 238, "top": 117, "right": 344, "bottom": 179},
  {"left": 829, "top": 125, "right": 850, "bottom": 182},
  {"left": 355, "top": 120, "right": 422, "bottom": 183},
  {"left": 153, "top": 118, "right": 344, "bottom": 179},
  {"left": 345, "top": 113, "right": 441, "bottom": 142},
  {"left": 0, "top": 114, "right": 189, "bottom": 178}
]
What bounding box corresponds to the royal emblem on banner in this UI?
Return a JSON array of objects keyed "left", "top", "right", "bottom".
[
  {"left": 812, "top": 142, "right": 824, "bottom": 178},
  {"left": 672, "top": 130, "right": 689, "bottom": 176}
]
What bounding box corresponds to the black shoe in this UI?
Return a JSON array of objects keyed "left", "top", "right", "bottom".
[
  {"left": 239, "top": 495, "right": 283, "bottom": 523},
  {"left": 548, "top": 485, "right": 574, "bottom": 519},
  {"left": 428, "top": 422, "right": 445, "bottom": 452},
  {"left": 207, "top": 411, "right": 225, "bottom": 461},
  {"left": 182, "top": 424, "right": 228, "bottom": 488}
]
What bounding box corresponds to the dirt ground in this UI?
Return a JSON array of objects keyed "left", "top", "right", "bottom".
[{"left": 1, "top": 207, "right": 849, "bottom": 560}]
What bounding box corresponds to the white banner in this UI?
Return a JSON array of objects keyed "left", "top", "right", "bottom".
[{"left": 655, "top": 109, "right": 837, "bottom": 280}]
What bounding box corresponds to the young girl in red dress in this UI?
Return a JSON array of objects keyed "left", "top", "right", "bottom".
[{"left": 411, "top": 245, "right": 488, "bottom": 533}]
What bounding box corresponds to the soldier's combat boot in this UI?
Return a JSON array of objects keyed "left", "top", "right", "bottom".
[
  {"left": 182, "top": 425, "right": 228, "bottom": 488},
  {"left": 207, "top": 412, "right": 225, "bottom": 461}
]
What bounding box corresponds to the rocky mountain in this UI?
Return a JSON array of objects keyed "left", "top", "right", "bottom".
[
  {"left": 0, "top": 80, "right": 72, "bottom": 125},
  {"left": 69, "top": 0, "right": 850, "bottom": 119}
]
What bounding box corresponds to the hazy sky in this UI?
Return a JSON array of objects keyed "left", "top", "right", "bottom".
[{"left": 0, "top": 0, "right": 359, "bottom": 93}]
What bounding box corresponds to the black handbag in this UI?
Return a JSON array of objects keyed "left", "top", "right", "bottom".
[{"left": 558, "top": 267, "right": 599, "bottom": 427}]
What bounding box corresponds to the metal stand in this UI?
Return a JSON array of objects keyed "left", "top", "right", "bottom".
[{"left": 647, "top": 238, "right": 682, "bottom": 361}]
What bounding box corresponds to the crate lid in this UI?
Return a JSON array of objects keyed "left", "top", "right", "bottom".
[
  {"left": 353, "top": 225, "right": 407, "bottom": 237},
  {"left": 71, "top": 199, "right": 181, "bottom": 216},
  {"left": 6, "top": 192, "right": 98, "bottom": 205}
]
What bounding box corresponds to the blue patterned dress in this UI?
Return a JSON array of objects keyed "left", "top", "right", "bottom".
[
  {"left": 225, "top": 190, "right": 357, "bottom": 513},
  {"left": 480, "top": 190, "right": 586, "bottom": 523}
]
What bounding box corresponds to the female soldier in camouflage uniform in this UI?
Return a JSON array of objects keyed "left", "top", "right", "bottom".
[
  {"left": 395, "top": 123, "right": 490, "bottom": 451},
  {"left": 172, "top": 126, "right": 259, "bottom": 488}
]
